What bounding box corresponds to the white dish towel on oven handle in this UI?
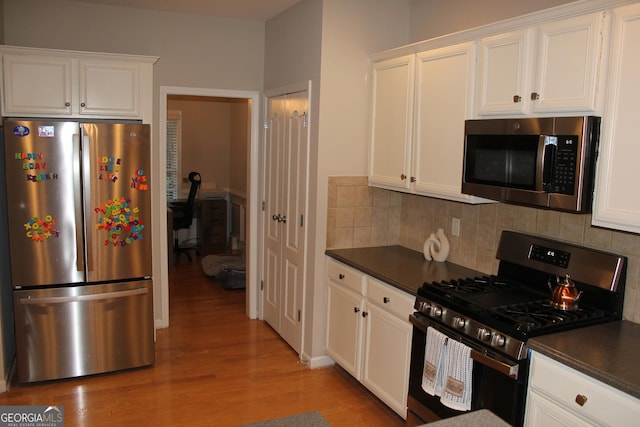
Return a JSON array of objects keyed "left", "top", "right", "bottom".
[
  {"left": 440, "top": 338, "right": 473, "bottom": 411},
  {"left": 421, "top": 327, "right": 448, "bottom": 396}
]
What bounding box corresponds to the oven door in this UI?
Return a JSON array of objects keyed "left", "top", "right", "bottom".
[{"left": 407, "top": 314, "right": 528, "bottom": 427}]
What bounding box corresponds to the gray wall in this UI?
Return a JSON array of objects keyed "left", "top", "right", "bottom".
[
  {"left": 409, "top": 0, "right": 576, "bottom": 42},
  {"left": 264, "top": 0, "right": 412, "bottom": 361},
  {"left": 3, "top": 0, "right": 266, "bottom": 116}
]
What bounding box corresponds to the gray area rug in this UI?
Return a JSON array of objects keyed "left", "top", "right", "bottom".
[{"left": 238, "top": 411, "right": 331, "bottom": 427}]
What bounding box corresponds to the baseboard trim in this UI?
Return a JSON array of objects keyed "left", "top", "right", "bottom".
[
  {"left": 0, "top": 358, "right": 16, "bottom": 393},
  {"left": 303, "top": 354, "right": 334, "bottom": 369}
]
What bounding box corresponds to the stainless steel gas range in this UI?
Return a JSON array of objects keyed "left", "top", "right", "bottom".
[{"left": 407, "top": 231, "right": 627, "bottom": 427}]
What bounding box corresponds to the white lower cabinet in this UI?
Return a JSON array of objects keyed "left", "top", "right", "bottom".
[
  {"left": 325, "top": 259, "right": 414, "bottom": 419},
  {"left": 326, "top": 280, "right": 365, "bottom": 379},
  {"left": 525, "top": 351, "right": 640, "bottom": 427}
]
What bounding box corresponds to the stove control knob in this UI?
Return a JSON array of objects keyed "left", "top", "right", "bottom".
[
  {"left": 431, "top": 306, "right": 443, "bottom": 318},
  {"left": 453, "top": 316, "right": 466, "bottom": 329},
  {"left": 417, "top": 301, "right": 429, "bottom": 313},
  {"left": 491, "top": 333, "right": 506, "bottom": 347},
  {"left": 477, "top": 328, "right": 491, "bottom": 342}
]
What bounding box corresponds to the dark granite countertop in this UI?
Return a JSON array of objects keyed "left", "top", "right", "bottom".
[
  {"left": 326, "top": 246, "right": 640, "bottom": 401},
  {"left": 528, "top": 320, "right": 640, "bottom": 400},
  {"left": 325, "top": 245, "right": 482, "bottom": 296}
]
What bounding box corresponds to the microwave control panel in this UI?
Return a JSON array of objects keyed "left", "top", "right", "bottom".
[{"left": 549, "top": 135, "right": 578, "bottom": 195}]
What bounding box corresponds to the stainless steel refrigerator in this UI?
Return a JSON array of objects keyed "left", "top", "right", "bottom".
[{"left": 2, "top": 119, "right": 155, "bottom": 383}]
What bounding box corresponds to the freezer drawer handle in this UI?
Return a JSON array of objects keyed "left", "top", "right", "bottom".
[{"left": 19, "top": 287, "right": 149, "bottom": 305}]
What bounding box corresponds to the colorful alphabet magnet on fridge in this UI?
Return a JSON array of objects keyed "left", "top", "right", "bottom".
[
  {"left": 24, "top": 215, "right": 60, "bottom": 242},
  {"left": 94, "top": 197, "right": 144, "bottom": 247}
]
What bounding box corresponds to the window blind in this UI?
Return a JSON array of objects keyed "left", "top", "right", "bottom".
[{"left": 166, "top": 111, "right": 182, "bottom": 200}]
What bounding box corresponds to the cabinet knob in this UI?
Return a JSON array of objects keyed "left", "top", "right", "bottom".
[
  {"left": 362, "top": 311, "right": 368, "bottom": 318},
  {"left": 575, "top": 394, "right": 588, "bottom": 406},
  {"left": 338, "top": 273, "right": 345, "bottom": 280},
  {"left": 64, "top": 102, "right": 71, "bottom": 107},
  {"left": 383, "top": 297, "right": 390, "bottom": 303},
  {"left": 354, "top": 307, "right": 360, "bottom": 313},
  {"left": 513, "top": 95, "right": 522, "bottom": 103},
  {"left": 400, "top": 174, "right": 407, "bottom": 180},
  {"left": 530, "top": 92, "right": 540, "bottom": 101},
  {"left": 81, "top": 102, "right": 86, "bottom": 107}
]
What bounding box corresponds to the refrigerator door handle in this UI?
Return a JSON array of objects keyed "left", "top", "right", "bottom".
[
  {"left": 73, "top": 132, "right": 86, "bottom": 273},
  {"left": 80, "top": 132, "right": 94, "bottom": 273},
  {"left": 18, "top": 287, "right": 149, "bottom": 305}
]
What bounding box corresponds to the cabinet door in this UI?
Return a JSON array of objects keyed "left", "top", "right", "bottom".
[
  {"left": 532, "top": 12, "right": 608, "bottom": 113},
  {"left": 593, "top": 3, "right": 640, "bottom": 233},
  {"left": 362, "top": 303, "right": 412, "bottom": 418},
  {"left": 326, "top": 281, "right": 364, "bottom": 380},
  {"left": 79, "top": 59, "right": 141, "bottom": 118},
  {"left": 369, "top": 55, "right": 415, "bottom": 191},
  {"left": 525, "top": 390, "right": 593, "bottom": 427},
  {"left": 476, "top": 29, "right": 532, "bottom": 115},
  {"left": 413, "top": 42, "right": 491, "bottom": 204},
  {"left": 2, "top": 54, "right": 73, "bottom": 116}
]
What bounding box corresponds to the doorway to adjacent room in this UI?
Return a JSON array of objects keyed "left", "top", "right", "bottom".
[{"left": 158, "top": 86, "right": 261, "bottom": 328}]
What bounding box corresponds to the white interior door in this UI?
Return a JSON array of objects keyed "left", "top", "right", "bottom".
[
  {"left": 262, "top": 89, "right": 309, "bottom": 354},
  {"left": 263, "top": 95, "right": 284, "bottom": 329},
  {"left": 279, "top": 91, "right": 307, "bottom": 352}
]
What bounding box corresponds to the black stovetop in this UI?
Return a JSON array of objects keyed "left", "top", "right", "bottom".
[{"left": 418, "top": 274, "right": 611, "bottom": 339}]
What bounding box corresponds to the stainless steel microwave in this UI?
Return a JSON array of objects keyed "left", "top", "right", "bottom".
[{"left": 462, "top": 116, "right": 600, "bottom": 213}]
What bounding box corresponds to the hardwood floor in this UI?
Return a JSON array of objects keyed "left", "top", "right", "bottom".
[{"left": 0, "top": 253, "right": 405, "bottom": 426}]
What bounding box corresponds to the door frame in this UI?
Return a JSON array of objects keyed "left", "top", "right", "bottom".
[{"left": 158, "top": 86, "right": 261, "bottom": 326}]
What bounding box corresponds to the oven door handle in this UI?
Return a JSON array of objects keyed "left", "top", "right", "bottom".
[
  {"left": 410, "top": 314, "right": 520, "bottom": 380},
  {"left": 470, "top": 349, "right": 519, "bottom": 379}
]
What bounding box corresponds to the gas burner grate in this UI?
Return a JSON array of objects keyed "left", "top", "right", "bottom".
[
  {"left": 492, "top": 301, "right": 606, "bottom": 332},
  {"left": 428, "top": 275, "right": 514, "bottom": 294}
]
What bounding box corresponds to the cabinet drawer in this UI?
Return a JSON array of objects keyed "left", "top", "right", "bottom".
[
  {"left": 327, "top": 259, "right": 366, "bottom": 295},
  {"left": 367, "top": 277, "right": 414, "bottom": 320},
  {"left": 530, "top": 352, "right": 640, "bottom": 426},
  {"left": 200, "top": 199, "right": 227, "bottom": 217}
]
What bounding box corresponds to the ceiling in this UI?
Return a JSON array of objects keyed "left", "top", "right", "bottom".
[{"left": 68, "top": 0, "right": 303, "bottom": 21}]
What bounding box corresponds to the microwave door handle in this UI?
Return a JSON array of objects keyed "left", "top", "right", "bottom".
[{"left": 542, "top": 135, "right": 557, "bottom": 192}]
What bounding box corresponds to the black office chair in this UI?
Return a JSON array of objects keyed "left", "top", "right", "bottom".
[{"left": 171, "top": 171, "right": 201, "bottom": 261}]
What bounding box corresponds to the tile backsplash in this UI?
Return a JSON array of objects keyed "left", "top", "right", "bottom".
[{"left": 327, "top": 176, "right": 640, "bottom": 323}]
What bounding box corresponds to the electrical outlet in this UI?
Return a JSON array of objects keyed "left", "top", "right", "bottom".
[{"left": 452, "top": 217, "right": 461, "bottom": 237}]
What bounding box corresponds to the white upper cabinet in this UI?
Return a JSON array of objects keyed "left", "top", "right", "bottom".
[
  {"left": 1, "top": 46, "right": 157, "bottom": 120},
  {"left": 2, "top": 53, "right": 74, "bottom": 116},
  {"left": 413, "top": 42, "right": 490, "bottom": 203},
  {"left": 78, "top": 59, "right": 141, "bottom": 118},
  {"left": 592, "top": 3, "right": 640, "bottom": 234},
  {"left": 477, "top": 12, "right": 609, "bottom": 116},
  {"left": 477, "top": 29, "right": 533, "bottom": 115},
  {"left": 369, "top": 44, "right": 492, "bottom": 203},
  {"left": 368, "top": 55, "right": 415, "bottom": 191}
]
